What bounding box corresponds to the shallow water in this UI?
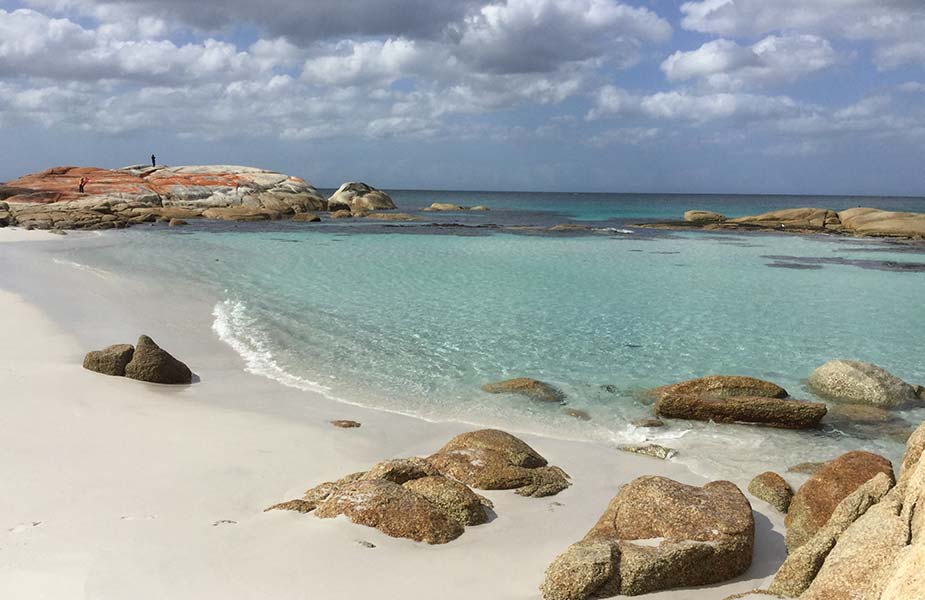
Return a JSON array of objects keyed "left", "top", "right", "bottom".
[{"left": 57, "top": 192, "right": 925, "bottom": 482}]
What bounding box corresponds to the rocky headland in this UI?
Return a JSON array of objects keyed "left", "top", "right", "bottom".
[
  {"left": 637, "top": 207, "right": 925, "bottom": 240},
  {"left": 0, "top": 165, "right": 396, "bottom": 230}
]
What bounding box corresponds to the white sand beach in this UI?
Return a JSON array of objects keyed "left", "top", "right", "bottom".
[{"left": 0, "top": 228, "right": 787, "bottom": 600}]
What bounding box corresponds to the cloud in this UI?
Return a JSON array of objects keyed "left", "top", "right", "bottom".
[
  {"left": 452, "top": 0, "right": 671, "bottom": 74},
  {"left": 588, "top": 85, "right": 802, "bottom": 122},
  {"left": 0, "top": 9, "right": 281, "bottom": 84},
  {"left": 23, "top": 0, "right": 485, "bottom": 43},
  {"left": 679, "top": 0, "right": 925, "bottom": 68},
  {"left": 661, "top": 34, "right": 838, "bottom": 90},
  {"left": 587, "top": 126, "right": 662, "bottom": 147}
]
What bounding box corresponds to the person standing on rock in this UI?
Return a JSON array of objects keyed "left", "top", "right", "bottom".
[
  {"left": 78, "top": 176, "right": 89, "bottom": 193},
  {"left": 151, "top": 154, "right": 156, "bottom": 167}
]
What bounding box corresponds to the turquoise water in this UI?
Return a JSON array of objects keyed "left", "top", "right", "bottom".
[{"left": 59, "top": 193, "right": 925, "bottom": 481}]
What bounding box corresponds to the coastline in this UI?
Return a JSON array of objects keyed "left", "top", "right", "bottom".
[{"left": 0, "top": 228, "right": 788, "bottom": 599}]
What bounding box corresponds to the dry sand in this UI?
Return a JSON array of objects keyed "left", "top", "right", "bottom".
[{"left": 0, "top": 228, "right": 786, "bottom": 599}]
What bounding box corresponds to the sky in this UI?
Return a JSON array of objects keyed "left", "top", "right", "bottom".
[{"left": 1, "top": 0, "right": 924, "bottom": 195}]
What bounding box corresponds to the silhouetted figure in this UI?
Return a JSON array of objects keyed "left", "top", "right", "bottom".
[
  {"left": 78, "top": 176, "right": 89, "bottom": 193},
  {"left": 151, "top": 154, "right": 157, "bottom": 167}
]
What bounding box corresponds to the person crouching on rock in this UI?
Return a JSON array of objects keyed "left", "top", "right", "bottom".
[{"left": 78, "top": 177, "right": 89, "bottom": 193}]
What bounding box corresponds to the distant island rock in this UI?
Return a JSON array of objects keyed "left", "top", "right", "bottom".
[
  {"left": 641, "top": 206, "right": 925, "bottom": 239},
  {"left": 0, "top": 166, "right": 395, "bottom": 230},
  {"left": 327, "top": 182, "right": 396, "bottom": 212}
]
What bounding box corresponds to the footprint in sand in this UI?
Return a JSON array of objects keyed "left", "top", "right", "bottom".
[{"left": 9, "top": 521, "right": 41, "bottom": 533}]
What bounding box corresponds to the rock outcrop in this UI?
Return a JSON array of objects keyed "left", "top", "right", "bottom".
[
  {"left": 807, "top": 360, "right": 922, "bottom": 408},
  {"left": 542, "top": 476, "right": 754, "bottom": 598},
  {"left": 748, "top": 472, "right": 793, "bottom": 513},
  {"left": 267, "top": 429, "right": 563, "bottom": 543},
  {"left": 650, "top": 375, "right": 826, "bottom": 429},
  {"left": 769, "top": 472, "right": 894, "bottom": 597},
  {"left": 313, "top": 479, "right": 465, "bottom": 544},
  {"left": 429, "top": 429, "right": 571, "bottom": 497},
  {"left": 481, "top": 377, "right": 566, "bottom": 403},
  {"left": 3, "top": 165, "right": 329, "bottom": 230},
  {"left": 684, "top": 210, "right": 726, "bottom": 223},
  {"left": 639, "top": 206, "right": 925, "bottom": 239},
  {"left": 729, "top": 208, "right": 841, "bottom": 231},
  {"left": 791, "top": 421, "right": 925, "bottom": 599},
  {"left": 327, "top": 182, "right": 395, "bottom": 212},
  {"left": 123, "top": 335, "right": 193, "bottom": 385},
  {"left": 784, "top": 450, "right": 894, "bottom": 551},
  {"left": 423, "top": 203, "right": 464, "bottom": 211},
  {"left": 82, "top": 344, "right": 135, "bottom": 376}
]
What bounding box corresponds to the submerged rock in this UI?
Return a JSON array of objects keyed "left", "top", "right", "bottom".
[
  {"left": 542, "top": 476, "right": 754, "bottom": 598},
  {"left": 649, "top": 375, "right": 825, "bottom": 429},
  {"left": 83, "top": 344, "right": 135, "bottom": 377},
  {"left": 482, "top": 377, "right": 566, "bottom": 403},
  {"left": 327, "top": 182, "right": 395, "bottom": 212},
  {"left": 123, "top": 335, "right": 193, "bottom": 385},
  {"left": 748, "top": 472, "right": 793, "bottom": 513},
  {"left": 650, "top": 375, "right": 788, "bottom": 401},
  {"left": 785, "top": 450, "right": 894, "bottom": 551},
  {"left": 563, "top": 408, "right": 591, "bottom": 421},
  {"left": 365, "top": 212, "right": 419, "bottom": 221},
  {"left": 330, "top": 420, "right": 361, "bottom": 429},
  {"left": 429, "top": 429, "right": 570, "bottom": 497},
  {"left": 655, "top": 393, "right": 826, "bottom": 429},
  {"left": 631, "top": 418, "right": 664, "bottom": 428},
  {"left": 808, "top": 359, "right": 922, "bottom": 408},
  {"left": 292, "top": 212, "right": 321, "bottom": 222}
]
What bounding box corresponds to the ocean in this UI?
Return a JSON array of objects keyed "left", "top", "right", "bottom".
[{"left": 53, "top": 190, "right": 925, "bottom": 482}]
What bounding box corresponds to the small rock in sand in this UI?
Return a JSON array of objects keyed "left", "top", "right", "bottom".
[
  {"left": 83, "top": 343, "right": 135, "bottom": 377},
  {"left": 617, "top": 443, "right": 677, "bottom": 460},
  {"left": 748, "top": 471, "right": 793, "bottom": 513},
  {"left": 331, "top": 420, "right": 361, "bottom": 429},
  {"left": 124, "top": 335, "right": 193, "bottom": 385}
]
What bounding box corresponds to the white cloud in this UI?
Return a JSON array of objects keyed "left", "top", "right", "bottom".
[
  {"left": 588, "top": 85, "right": 802, "bottom": 123},
  {"left": 587, "top": 126, "right": 662, "bottom": 147},
  {"left": 898, "top": 81, "right": 925, "bottom": 93},
  {"left": 453, "top": 0, "right": 671, "bottom": 74},
  {"left": 679, "top": 0, "right": 925, "bottom": 68},
  {"left": 661, "top": 34, "right": 838, "bottom": 90}
]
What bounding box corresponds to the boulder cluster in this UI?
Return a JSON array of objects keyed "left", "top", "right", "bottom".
[
  {"left": 748, "top": 421, "right": 925, "bottom": 600},
  {"left": 83, "top": 335, "right": 192, "bottom": 384},
  {"left": 267, "top": 429, "right": 570, "bottom": 544},
  {"left": 654, "top": 206, "right": 925, "bottom": 239},
  {"left": 0, "top": 166, "right": 396, "bottom": 231},
  {"left": 542, "top": 476, "right": 755, "bottom": 598}
]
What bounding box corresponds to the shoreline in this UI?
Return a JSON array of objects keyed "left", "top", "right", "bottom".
[{"left": 0, "top": 228, "right": 789, "bottom": 599}]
